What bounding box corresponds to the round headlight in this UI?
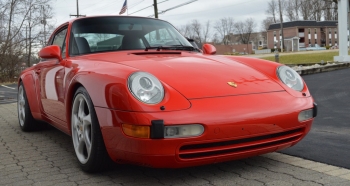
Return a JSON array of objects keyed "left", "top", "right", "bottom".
[
  {"left": 277, "top": 66, "right": 304, "bottom": 91},
  {"left": 128, "top": 72, "right": 164, "bottom": 104}
]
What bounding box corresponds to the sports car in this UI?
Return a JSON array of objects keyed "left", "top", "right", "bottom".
[{"left": 18, "top": 16, "right": 317, "bottom": 172}]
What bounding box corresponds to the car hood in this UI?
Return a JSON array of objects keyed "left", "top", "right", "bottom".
[{"left": 83, "top": 52, "right": 284, "bottom": 99}]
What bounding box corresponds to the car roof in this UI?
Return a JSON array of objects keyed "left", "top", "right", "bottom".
[{"left": 67, "top": 15, "right": 161, "bottom": 24}]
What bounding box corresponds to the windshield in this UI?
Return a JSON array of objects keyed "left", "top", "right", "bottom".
[{"left": 70, "top": 16, "right": 192, "bottom": 55}]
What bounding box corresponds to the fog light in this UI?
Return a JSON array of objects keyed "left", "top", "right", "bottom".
[
  {"left": 164, "top": 124, "right": 204, "bottom": 138},
  {"left": 122, "top": 124, "right": 150, "bottom": 138},
  {"left": 298, "top": 109, "right": 313, "bottom": 122}
]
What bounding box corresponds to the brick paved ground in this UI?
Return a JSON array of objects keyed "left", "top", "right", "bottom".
[{"left": 1, "top": 103, "right": 350, "bottom": 186}]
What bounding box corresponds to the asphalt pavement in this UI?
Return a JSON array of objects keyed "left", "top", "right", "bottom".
[
  {"left": 281, "top": 68, "right": 350, "bottom": 169},
  {"left": 0, "top": 84, "right": 18, "bottom": 104}
]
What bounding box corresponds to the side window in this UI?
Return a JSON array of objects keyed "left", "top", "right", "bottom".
[{"left": 52, "top": 28, "right": 68, "bottom": 58}]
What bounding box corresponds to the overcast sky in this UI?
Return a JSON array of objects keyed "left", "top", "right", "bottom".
[{"left": 52, "top": 0, "right": 268, "bottom": 30}]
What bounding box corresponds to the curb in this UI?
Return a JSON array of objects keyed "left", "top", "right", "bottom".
[{"left": 292, "top": 63, "right": 350, "bottom": 76}]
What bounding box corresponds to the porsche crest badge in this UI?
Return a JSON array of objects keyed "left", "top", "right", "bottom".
[{"left": 227, "top": 82, "right": 238, "bottom": 88}]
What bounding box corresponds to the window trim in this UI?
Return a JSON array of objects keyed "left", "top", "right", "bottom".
[{"left": 50, "top": 26, "right": 68, "bottom": 59}]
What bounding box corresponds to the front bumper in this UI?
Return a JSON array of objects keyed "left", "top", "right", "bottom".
[{"left": 96, "top": 91, "right": 315, "bottom": 168}]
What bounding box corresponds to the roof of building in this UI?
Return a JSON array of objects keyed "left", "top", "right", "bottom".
[{"left": 268, "top": 20, "right": 338, "bottom": 30}]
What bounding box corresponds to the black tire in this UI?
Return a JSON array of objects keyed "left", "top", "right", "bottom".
[
  {"left": 17, "top": 82, "right": 37, "bottom": 131},
  {"left": 71, "top": 87, "right": 112, "bottom": 172}
]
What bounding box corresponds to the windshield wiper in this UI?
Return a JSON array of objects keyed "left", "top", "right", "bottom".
[
  {"left": 145, "top": 45, "right": 195, "bottom": 52},
  {"left": 145, "top": 46, "right": 163, "bottom": 51}
]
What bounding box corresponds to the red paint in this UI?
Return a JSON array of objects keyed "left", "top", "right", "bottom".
[
  {"left": 38, "top": 45, "right": 62, "bottom": 61},
  {"left": 19, "top": 16, "right": 315, "bottom": 168},
  {"left": 202, "top": 44, "right": 216, "bottom": 55}
]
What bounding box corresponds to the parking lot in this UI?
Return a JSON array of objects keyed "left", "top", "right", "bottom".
[{"left": 1, "top": 103, "right": 350, "bottom": 185}]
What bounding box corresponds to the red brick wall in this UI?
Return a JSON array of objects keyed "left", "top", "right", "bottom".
[{"left": 212, "top": 44, "right": 253, "bottom": 55}]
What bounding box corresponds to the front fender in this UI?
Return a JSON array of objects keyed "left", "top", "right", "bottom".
[
  {"left": 222, "top": 56, "right": 312, "bottom": 98},
  {"left": 66, "top": 63, "right": 191, "bottom": 113},
  {"left": 19, "top": 72, "right": 42, "bottom": 120}
]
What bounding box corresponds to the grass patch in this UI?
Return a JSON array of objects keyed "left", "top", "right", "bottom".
[
  {"left": 0, "top": 81, "right": 17, "bottom": 85},
  {"left": 261, "top": 51, "right": 339, "bottom": 64}
]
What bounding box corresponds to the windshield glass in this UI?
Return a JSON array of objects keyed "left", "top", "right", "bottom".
[{"left": 70, "top": 16, "right": 192, "bottom": 55}]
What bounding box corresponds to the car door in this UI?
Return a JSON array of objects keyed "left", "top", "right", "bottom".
[{"left": 35, "top": 27, "right": 68, "bottom": 124}]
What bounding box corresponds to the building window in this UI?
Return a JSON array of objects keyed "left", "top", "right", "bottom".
[
  {"left": 335, "top": 28, "right": 337, "bottom": 39},
  {"left": 308, "top": 28, "right": 311, "bottom": 34},
  {"left": 314, "top": 28, "right": 317, "bottom": 45},
  {"left": 274, "top": 31, "right": 276, "bottom": 36},
  {"left": 329, "top": 28, "right": 332, "bottom": 34}
]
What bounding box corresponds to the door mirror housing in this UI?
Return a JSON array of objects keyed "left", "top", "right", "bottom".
[
  {"left": 202, "top": 44, "right": 216, "bottom": 55},
  {"left": 39, "top": 45, "right": 62, "bottom": 61}
]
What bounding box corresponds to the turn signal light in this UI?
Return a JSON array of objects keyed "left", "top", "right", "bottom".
[
  {"left": 122, "top": 124, "right": 150, "bottom": 138},
  {"left": 164, "top": 124, "right": 204, "bottom": 138},
  {"left": 298, "top": 109, "right": 313, "bottom": 122}
]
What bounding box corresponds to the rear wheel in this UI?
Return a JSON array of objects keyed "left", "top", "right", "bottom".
[
  {"left": 18, "top": 82, "right": 36, "bottom": 131},
  {"left": 71, "top": 87, "right": 111, "bottom": 172}
]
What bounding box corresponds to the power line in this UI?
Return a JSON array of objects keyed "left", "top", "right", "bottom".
[
  {"left": 155, "top": 0, "right": 258, "bottom": 18},
  {"left": 129, "top": 0, "right": 170, "bottom": 15},
  {"left": 129, "top": 0, "right": 145, "bottom": 9},
  {"left": 148, "top": 0, "right": 198, "bottom": 17},
  {"left": 80, "top": 0, "right": 122, "bottom": 15}
]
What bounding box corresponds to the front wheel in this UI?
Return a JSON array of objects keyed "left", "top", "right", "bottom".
[
  {"left": 71, "top": 87, "right": 111, "bottom": 172},
  {"left": 18, "top": 82, "right": 36, "bottom": 131}
]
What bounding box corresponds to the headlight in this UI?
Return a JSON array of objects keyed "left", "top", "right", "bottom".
[
  {"left": 277, "top": 66, "right": 304, "bottom": 91},
  {"left": 128, "top": 72, "right": 164, "bottom": 104}
]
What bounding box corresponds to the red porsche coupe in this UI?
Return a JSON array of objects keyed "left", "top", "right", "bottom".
[{"left": 17, "top": 16, "right": 317, "bottom": 172}]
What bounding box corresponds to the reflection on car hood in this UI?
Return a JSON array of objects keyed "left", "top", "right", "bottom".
[{"left": 82, "top": 52, "right": 284, "bottom": 99}]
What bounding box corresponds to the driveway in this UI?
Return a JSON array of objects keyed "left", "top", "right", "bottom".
[{"left": 281, "top": 68, "right": 350, "bottom": 169}]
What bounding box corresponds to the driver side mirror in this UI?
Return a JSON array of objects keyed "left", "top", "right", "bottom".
[
  {"left": 202, "top": 44, "right": 216, "bottom": 55},
  {"left": 39, "top": 45, "right": 62, "bottom": 61}
]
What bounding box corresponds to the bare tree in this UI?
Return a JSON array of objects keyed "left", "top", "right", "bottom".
[
  {"left": 261, "top": 17, "right": 275, "bottom": 33},
  {"left": 190, "top": 19, "right": 202, "bottom": 44},
  {"left": 323, "top": 0, "right": 337, "bottom": 20},
  {"left": 214, "top": 17, "right": 234, "bottom": 45},
  {"left": 234, "top": 18, "right": 256, "bottom": 53},
  {"left": 284, "top": 0, "right": 300, "bottom": 21},
  {"left": 177, "top": 24, "right": 193, "bottom": 39},
  {"left": 0, "top": 0, "right": 54, "bottom": 82},
  {"left": 211, "top": 33, "right": 221, "bottom": 44},
  {"left": 202, "top": 20, "right": 211, "bottom": 44},
  {"left": 311, "top": 0, "right": 324, "bottom": 21},
  {"left": 177, "top": 19, "right": 211, "bottom": 46},
  {"left": 266, "top": 0, "right": 279, "bottom": 23}
]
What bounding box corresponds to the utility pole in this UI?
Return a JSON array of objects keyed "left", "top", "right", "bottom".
[
  {"left": 278, "top": 0, "right": 284, "bottom": 52},
  {"left": 70, "top": 0, "right": 85, "bottom": 18},
  {"left": 153, "top": 0, "right": 158, "bottom": 18}
]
